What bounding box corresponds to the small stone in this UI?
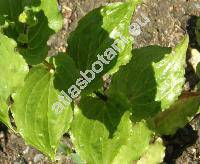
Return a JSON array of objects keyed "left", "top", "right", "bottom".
[
  {"left": 23, "top": 147, "right": 29, "bottom": 154},
  {"left": 33, "top": 154, "right": 44, "bottom": 163},
  {"left": 0, "top": 133, "right": 4, "bottom": 139}
]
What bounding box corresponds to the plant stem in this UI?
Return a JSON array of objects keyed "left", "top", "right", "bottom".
[
  {"left": 180, "top": 91, "right": 200, "bottom": 99},
  {"left": 94, "top": 91, "right": 108, "bottom": 101},
  {"left": 43, "top": 60, "right": 55, "bottom": 70}
]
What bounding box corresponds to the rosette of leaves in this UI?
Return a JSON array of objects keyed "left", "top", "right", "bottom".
[
  {"left": 0, "top": 0, "right": 143, "bottom": 160},
  {"left": 70, "top": 34, "right": 200, "bottom": 164}
]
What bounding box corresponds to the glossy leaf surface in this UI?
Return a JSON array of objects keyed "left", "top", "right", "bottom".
[
  {"left": 12, "top": 65, "right": 73, "bottom": 159},
  {"left": 109, "top": 36, "right": 189, "bottom": 121},
  {"left": 0, "top": 34, "right": 28, "bottom": 128},
  {"left": 71, "top": 94, "right": 152, "bottom": 164}
]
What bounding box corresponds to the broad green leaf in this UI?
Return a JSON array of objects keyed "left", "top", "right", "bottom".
[
  {"left": 71, "top": 94, "right": 152, "bottom": 164},
  {"left": 0, "top": 34, "right": 28, "bottom": 100},
  {"left": 31, "top": 0, "right": 63, "bottom": 32},
  {"left": 12, "top": 66, "right": 73, "bottom": 159},
  {"left": 195, "top": 17, "right": 200, "bottom": 46},
  {"left": 114, "top": 120, "right": 152, "bottom": 163},
  {"left": 109, "top": 36, "right": 189, "bottom": 121},
  {"left": 137, "top": 138, "right": 165, "bottom": 164},
  {"left": 68, "top": 1, "right": 140, "bottom": 92},
  {"left": 0, "top": 34, "right": 28, "bottom": 128},
  {"left": 152, "top": 96, "right": 200, "bottom": 135}
]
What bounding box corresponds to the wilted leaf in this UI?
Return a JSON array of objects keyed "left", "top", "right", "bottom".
[{"left": 152, "top": 96, "right": 200, "bottom": 135}]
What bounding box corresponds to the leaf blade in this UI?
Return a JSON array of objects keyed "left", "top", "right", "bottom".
[
  {"left": 109, "top": 36, "right": 189, "bottom": 121},
  {"left": 152, "top": 96, "right": 200, "bottom": 135},
  {"left": 0, "top": 33, "right": 28, "bottom": 128},
  {"left": 12, "top": 66, "right": 73, "bottom": 159},
  {"left": 71, "top": 94, "right": 152, "bottom": 164},
  {"left": 68, "top": 1, "right": 140, "bottom": 92},
  {"left": 137, "top": 138, "right": 165, "bottom": 164}
]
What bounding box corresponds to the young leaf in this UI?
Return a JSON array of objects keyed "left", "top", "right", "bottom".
[
  {"left": 109, "top": 36, "right": 189, "bottom": 121},
  {"left": 19, "top": 11, "right": 54, "bottom": 65},
  {"left": 0, "top": 33, "right": 28, "bottom": 128},
  {"left": 68, "top": 1, "right": 140, "bottom": 91},
  {"left": 12, "top": 66, "right": 73, "bottom": 160},
  {"left": 0, "top": 0, "right": 60, "bottom": 65},
  {"left": 71, "top": 94, "right": 152, "bottom": 164},
  {"left": 137, "top": 138, "right": 165, "bottom": 164},
  {"left": 0, "top": 0, "right": 23, "bottom": 38},
  {"left": 31, "top": 0, "right": 63, "bottom": 32},
  {"left": 152, "top": 96, "right": 200, "bottom": 135},
  {"left": 0, "top": 15, "right": 12, "bottom": 33}
]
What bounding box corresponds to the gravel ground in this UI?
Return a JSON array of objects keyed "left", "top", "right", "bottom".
[{"left": 0, "top": 0, "right": 200, "bottom": 163}]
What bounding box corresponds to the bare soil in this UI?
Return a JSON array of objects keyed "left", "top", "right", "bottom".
[{"left": 0, "top": 0, "right": 200, "bottom": 163}]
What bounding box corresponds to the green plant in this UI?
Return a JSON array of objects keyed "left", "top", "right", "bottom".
[{"left": 0, "top": 0, "right": 200, "bottom": 163}]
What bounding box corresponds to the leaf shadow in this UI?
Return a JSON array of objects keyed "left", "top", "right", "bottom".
[
  {"left": 18, "top": 10, "right": 54, "bottom": 65},
  {"left": 76, "top": 46, "right": 172, "bottom": 138},
  {"left": 163, "top": 123, "right": 199, "bottom": 164},
  {"left": 77, "top": 95, "right": 129, "bottom": 138},
  {"left": 53, "top": 53, "right": 80, "bottom": 92},
  {"left": 109, "top": 45, "right": 172, "bottom": 123},
  {"left": 129, "top": 46, "right": 172, "bottom": 121},
  {"left": 67, "top": 6, "right": 121, "bottom": 93},
  {"left": 65, "top": 6, "right": 136, "bottom": 138},
  {"left": 25, "top": 0, "right": 41, "bottom": 7},
  {"left": 185, "top": 16, "right": 200, "bottom": 90}
]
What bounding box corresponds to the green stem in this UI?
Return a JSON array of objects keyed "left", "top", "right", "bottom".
[
  {"left": 43, "top": 60, "right": 55, "bottom": 70},
  {"left": 94, "top": 91, "right": 108, "bottom": 101}
]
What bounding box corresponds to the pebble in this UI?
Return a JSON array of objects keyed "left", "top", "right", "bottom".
[
  {"left": 23, "top": 147, "right": 29, "bottom": 154},
  {"left": 33, "top": 154, "right": 44, "bottom": 163}
]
